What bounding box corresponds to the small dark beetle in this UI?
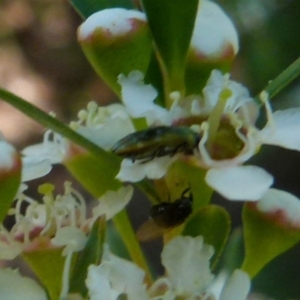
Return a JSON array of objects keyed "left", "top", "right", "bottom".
[
  {"left": 111, "top": 126, "right": 200, "bottom": 162},
  {"left": 137, "top": 188, "right": 193, "bottom": 241}
]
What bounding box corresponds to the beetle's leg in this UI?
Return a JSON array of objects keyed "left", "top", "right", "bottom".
[
  {"left": 170, "top": 142, "right": 188, "bottom": 157},
  {"left": 156, "top": 146, "right": 170, "bottom": 157},
  {"left": 140, "top": 148, "right": 161, "bottom": 163}
]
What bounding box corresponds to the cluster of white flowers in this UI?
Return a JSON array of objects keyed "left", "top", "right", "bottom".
[
  {"left": 19, "top": 65, "right": 300, "bottom": 228},
  {"left": 86, "top": 236, "right": 250, "bottom": 300},
  {"left": 0, "top": 1, "right": 298, "bottom": 299},
  {"left": 0, "top": 181, "right": 132, "bottom": 299},
  {"left": 0, "top": 182, "right": 133, "bottom": 259}
]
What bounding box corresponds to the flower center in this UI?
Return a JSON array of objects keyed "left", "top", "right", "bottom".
[{"left": 207, "top": 118, "right": 245, "bottom": 160}]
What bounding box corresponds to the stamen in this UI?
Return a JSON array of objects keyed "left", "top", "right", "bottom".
[
  {"left": 206, "top": 88, "right": 232, "bottom": 146},
  {"left": 169, "top": 91, "right": 181, "bottom": 103},
  {"left": 234, "top": 126, "right": 257, "bottom": 163},
  {"left": 198, "top": 118, "right": 258, "bottom": 168},
  {"left": 260, "top": 91, "right": 275, "bottom": 129},
  {"left": 198, "top": 122, "right": 215, "bottom": 166},
  {"left": 86, "top": 101, "right": 98, "bottom": 126},
  {"left": 69, "top": 188, "right": 87, "bottom": 225},
  {"left": 43, "top": 130, "right": 52, "bottom": 144}
]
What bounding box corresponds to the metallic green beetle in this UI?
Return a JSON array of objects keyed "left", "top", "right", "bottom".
[{"left": 111, "top": 126, "right": 201, "bottom": 162}]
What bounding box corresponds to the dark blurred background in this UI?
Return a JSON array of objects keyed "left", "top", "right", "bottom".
[{"left": 1, "top": 0, "right": 300, "bottom": 298}]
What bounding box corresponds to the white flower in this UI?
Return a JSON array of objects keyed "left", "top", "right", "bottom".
[
  {"left": 86, "top": 236, "right": 251, "bottom": 300},
  {"left": 70, "top": 102, "right": 135, "bottom": 150},
  {"left": 0, "top": 268, "right": 47, "bottom": 300},
  {"left": 0, "top": 183, "right": 132, "bottom": 260},
  {"left": 0, "top": 183, "right": 132, "bottom": 300},
  {"left": 114, "top": 69, "right": 300, "bottom": 202},
  {"left": 118, "top": 71, "right": 169, "bottom": 125},
  {"left": 158, "top": 236, "right": 215, "bottom": 297},
  {"left": 22, "top": 130, "right": 68, "bottom": 181},
  {"left": 152, "top": 236, "right": 250, "bottom": 299},
  {"left": 86, "top": 245, "right": 148, "bottom": 300},
  {"left": 21, "top": 102, "right": 135, "bottom": 182}
]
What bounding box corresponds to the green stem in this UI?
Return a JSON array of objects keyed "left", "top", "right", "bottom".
[
  {"left": 0, "top": 88, "right": 111, "bottom": 159},
  {"left": 113, "top": 210, "right": 153, "bottom": 284},
  {"left": 255, "top": 56, "right": 300, "bottom": 103}
]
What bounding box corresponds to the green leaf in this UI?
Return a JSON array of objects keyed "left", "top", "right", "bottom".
[
  {"left": 242, "top": 203, "right": 300, "bottom": 278},
  {"left": 70, "top": 0, "right": 134, "bottom": 19},
  {"left": 69, "top": 217, "right": 106, "bottom": 296},
  {"left": 182, "top": 205, "right": 231, "bottom": 267},
  {"left": 221, "top": 228, "right": 245, "bottom": 272},
  {"left": 142, "top": 0, "right": 199, "bottom": 95},
  {"left": 145, "top": 52, "right": 165, "bottom": 107},
  {"left": 184, "top": 59, "right": 232, "bottom": 95},
  {"left": 22, "top": 240, "right": 69, "bottom": 300},
  {"left": 65, "top": 152, "right": 122, "bottom": 197}
]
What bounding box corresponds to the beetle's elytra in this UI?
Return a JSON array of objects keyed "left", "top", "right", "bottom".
[{"left": 112, "top": 126, "right": 201, "bottom": 162}]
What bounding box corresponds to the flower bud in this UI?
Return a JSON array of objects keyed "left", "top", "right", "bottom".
[
  {"left": 185, "top": 0, "right": 239, "bottom": 94},
  {"left": 78, "top": 8, "right": 152, "bottom": 94},
  {"left": 0, "top": 140, "right": 21, "bottom": 222}
]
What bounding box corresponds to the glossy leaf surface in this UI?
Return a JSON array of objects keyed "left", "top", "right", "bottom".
[
  {"left": 182, "top": 205, "right": 231, "bottom": 267},
  {"left": 142, "top": 0, "right": 199, "bottom": 93},
  {"left": 242, "top": 203, "right": 300, "bottom": 278}
]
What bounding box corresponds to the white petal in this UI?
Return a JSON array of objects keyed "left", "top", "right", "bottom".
[
  {"left": 116, "top": 156, "right": 175, "bottom": 182},
  {"left": 92, "top": 186, "right": 133, "bottom": 220},
  {"left": 0, "top": 268, "right": 47, "bottom": 300},
  {"left": 21, "top": 157, "right": 52, "bottom": 181},
  {"left": 220, "top": 270, "right": 250, "bottom": 300},
  {"left": 205, "top": 166, "right": 273, "bottom": 201},
  {"left": 86, "top": 265, "right": 120, "bottom": 300},
  {"left": 51, "top": 227, "right": 87, "bottom": 255},
  {"left": 148, "top": 278, "right": 173, "bottom": 298},
  {"left": 0, "top": 239, "right": 23, "bottom": 260},
  {"left": 203, "top": 70, "right": 251, "bottom": 113},
  {"left": 257, "top": 188, "right": 300, "bottom": 227},
  {"left": 75, "top": 109, "right": 135, "bottom": 150},
  {"left": 87, "top": 247, "right": 148, "bottom": 300},
  {"left": 260, "top": 107, "right": 300, "bottom": 151},
  {"left": 118, "top": 71, "right": 169, "bottom": 124},
  {"left": 192, "top": 0, "right": 239, "bottom": 56},
  {"left": 22, "top": 139, "right": 66, "bottom": 164},
  {"left": 0, "top": 141, "right": 17, "bottom": 170},
  {"left": 161, "top": 236, "right": 214, "bottom": 296}
]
